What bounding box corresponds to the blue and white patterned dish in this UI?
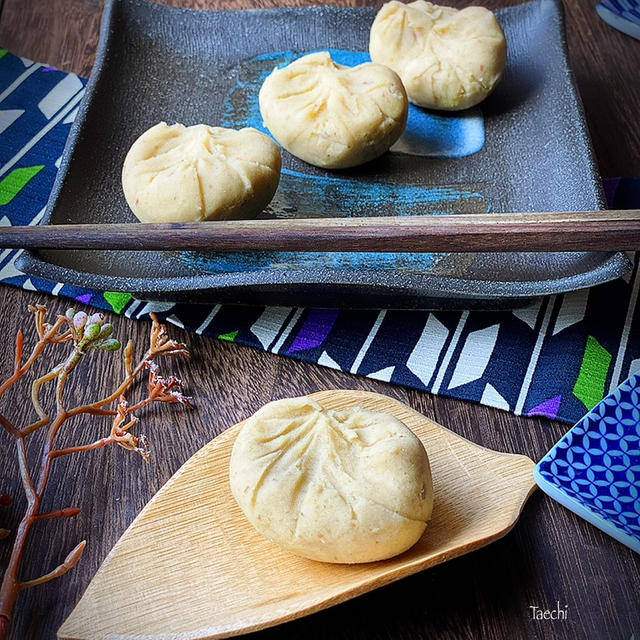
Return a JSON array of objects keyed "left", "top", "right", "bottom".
[
  {"left": 535, "top": 372, "right": 640, "bottom": 553},
  {"left": 596, "top": 0, "right": 640, "bottom": 40}
]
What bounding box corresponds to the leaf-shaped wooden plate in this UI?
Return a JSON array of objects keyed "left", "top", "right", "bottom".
[{"left": 58, "top": 390, "right": 536, "bottom": 640}]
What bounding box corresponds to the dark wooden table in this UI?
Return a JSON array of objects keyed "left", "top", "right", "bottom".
[{"left": 0, "top": 1, "right": 639, "bottom": 639}]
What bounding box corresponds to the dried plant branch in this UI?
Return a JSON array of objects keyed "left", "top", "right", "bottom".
[
  {"left": 0, "top": 414, "right": 19, "bottom": 439},
  {"left": 0, "top": 306, "right": 191, "bottom": 640},
  {"left": 24, "top": 368, "right": 60, "bottom": 436},
  {"left": 18, "top": 541, "right": 86, "bottom": 590},
  {"left": 68, "top": 314, "right": 191, "bottom": 418},
  {"left": 123, "top": 340, "right": 134, "bottom": 377},
  {"left": 33, "top": 507, "right": 81, "bottom": 521},
  {"left": 0, "top": 307, "right": 68, "bottom": 398},
  {"left": 16, "top": 439, "right": 37, "bottom": 504},
  {"left": 13, "top": 331, "right": 23, "bottom": 375}
]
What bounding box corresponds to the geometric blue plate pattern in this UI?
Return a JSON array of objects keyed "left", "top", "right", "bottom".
[
  {"left": 535, "top": 372, "right": 640, "bottom": 553},
  {"left": 596, "top": 0, "right": 640, "bottom": 41}
]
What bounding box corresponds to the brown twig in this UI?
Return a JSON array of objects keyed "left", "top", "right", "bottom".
[
  {"left": 0, "top": 306, "right": 191, "bottom": 639},
  {"left": 33, "top": 507, "right": 81, "bottom": 521},
  {"left": 18, "top": 541, "right": 86, "bottom": 590},
  {"left": 0, "top": 306, "right": 68, "bottom": 397}
]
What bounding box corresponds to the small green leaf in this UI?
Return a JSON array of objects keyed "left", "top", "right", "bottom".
[
  {"left": 96, "top": 338, "right": 121, "bottom": 351},
  {"left": 98, "top": 324, "right": 114, "bottom": 340},
  {"left": 83, "top": 323, "right": 101, "bottom": 340}
]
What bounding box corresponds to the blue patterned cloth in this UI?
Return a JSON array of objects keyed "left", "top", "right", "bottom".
[{"left": 1, "top": 49, "right": 639, "bottom": 425}]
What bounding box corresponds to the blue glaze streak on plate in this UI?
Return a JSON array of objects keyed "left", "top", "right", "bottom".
[
  {"left": 222, "top": 48, "right": 485, "bottom": 159},
  {"left": 184, "top": 247, "right": 443, "bottom": 274},
  {"left": 223, "top": 48, "right": 489, "bottom": 219},
  {"left": 268, "top": 168, "right": 488, "bottom": 218},
  {"left": 210, "top": 49, "right": 489, "bottom": 278},
  {"left": 391, "top": 108, "right": 485, "bottom": 158}
]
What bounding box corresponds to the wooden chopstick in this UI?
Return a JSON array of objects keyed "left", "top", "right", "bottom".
[{"left": 1, "top": 210, "right": 639, "bottom": 252}]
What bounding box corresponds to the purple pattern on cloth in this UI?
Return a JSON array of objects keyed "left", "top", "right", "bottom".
[
  {"left": 603, "top": 177, "right": 622, "bottom": 207},
  {"left": 75, "top": 293, "right": 92, "bottom": 304},
  {"left": 287, "top": 309, "right": 340, "bottom": 352},
  {"left": 527, "top": 394, "right": 562, "bottom": 419}
]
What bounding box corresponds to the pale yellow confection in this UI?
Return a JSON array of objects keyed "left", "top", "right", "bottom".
[
  {"left": 369, "top": 1, "right": 507, "bottom": 110},
  {"left": 122, "top": 122, "right": 281, "bottom": 223},
  {"left": 229, "top": 396, "right": 433, "bottom": 564},
  {"left": 258, "top": 52, "right": 408, "bottom": 169}
]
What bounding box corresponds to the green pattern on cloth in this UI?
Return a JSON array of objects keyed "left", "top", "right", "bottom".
[
  {"left": 218, "top": 330, "right": 239, "bottom": 342},
  {"left": 103, "top": 291, "right": 133, "bottom": 314},
  {"left": 573, "top": 335, "right": 612, "bottom": 409},
  {"left": 0, "top": 165, "right": 44, "bottom": 205}
]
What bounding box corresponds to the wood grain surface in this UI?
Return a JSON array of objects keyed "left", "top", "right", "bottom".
[{"left": 0, "top": 1, "right": 639, "bottom": 640}]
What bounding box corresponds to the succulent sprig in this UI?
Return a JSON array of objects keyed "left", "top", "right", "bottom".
[
  {"left": 0, "top": 305, "right": 191, "bottom": 640},
  {"left": 65, "top": 309, "right": 121, "bottom": 353}
]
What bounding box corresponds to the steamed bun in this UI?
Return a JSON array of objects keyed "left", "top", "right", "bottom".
[
  {"left": 122, "top": 122, "right": 281, "bottom": 223},
  {"left": 369, "top": 1, "right": 507, "bottom": 110},
  {"left": 259, "top": 52, "right": 408, "bottom": 169},
  {"left": 229, "top": 396, "right": 433, "bottom": 564}
]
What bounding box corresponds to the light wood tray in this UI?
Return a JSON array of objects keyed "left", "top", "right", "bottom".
[{"left": 58, "top": 390, "right": 536, "bottom": 640}]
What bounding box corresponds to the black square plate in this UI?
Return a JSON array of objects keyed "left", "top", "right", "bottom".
[{"left": 17, "top": 0, "right": 631, "bottom": 309}]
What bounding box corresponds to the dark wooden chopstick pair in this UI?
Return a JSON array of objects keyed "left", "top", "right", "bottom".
[{"left": 1, "top": 210, "right": 639, "bottom": 252}]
